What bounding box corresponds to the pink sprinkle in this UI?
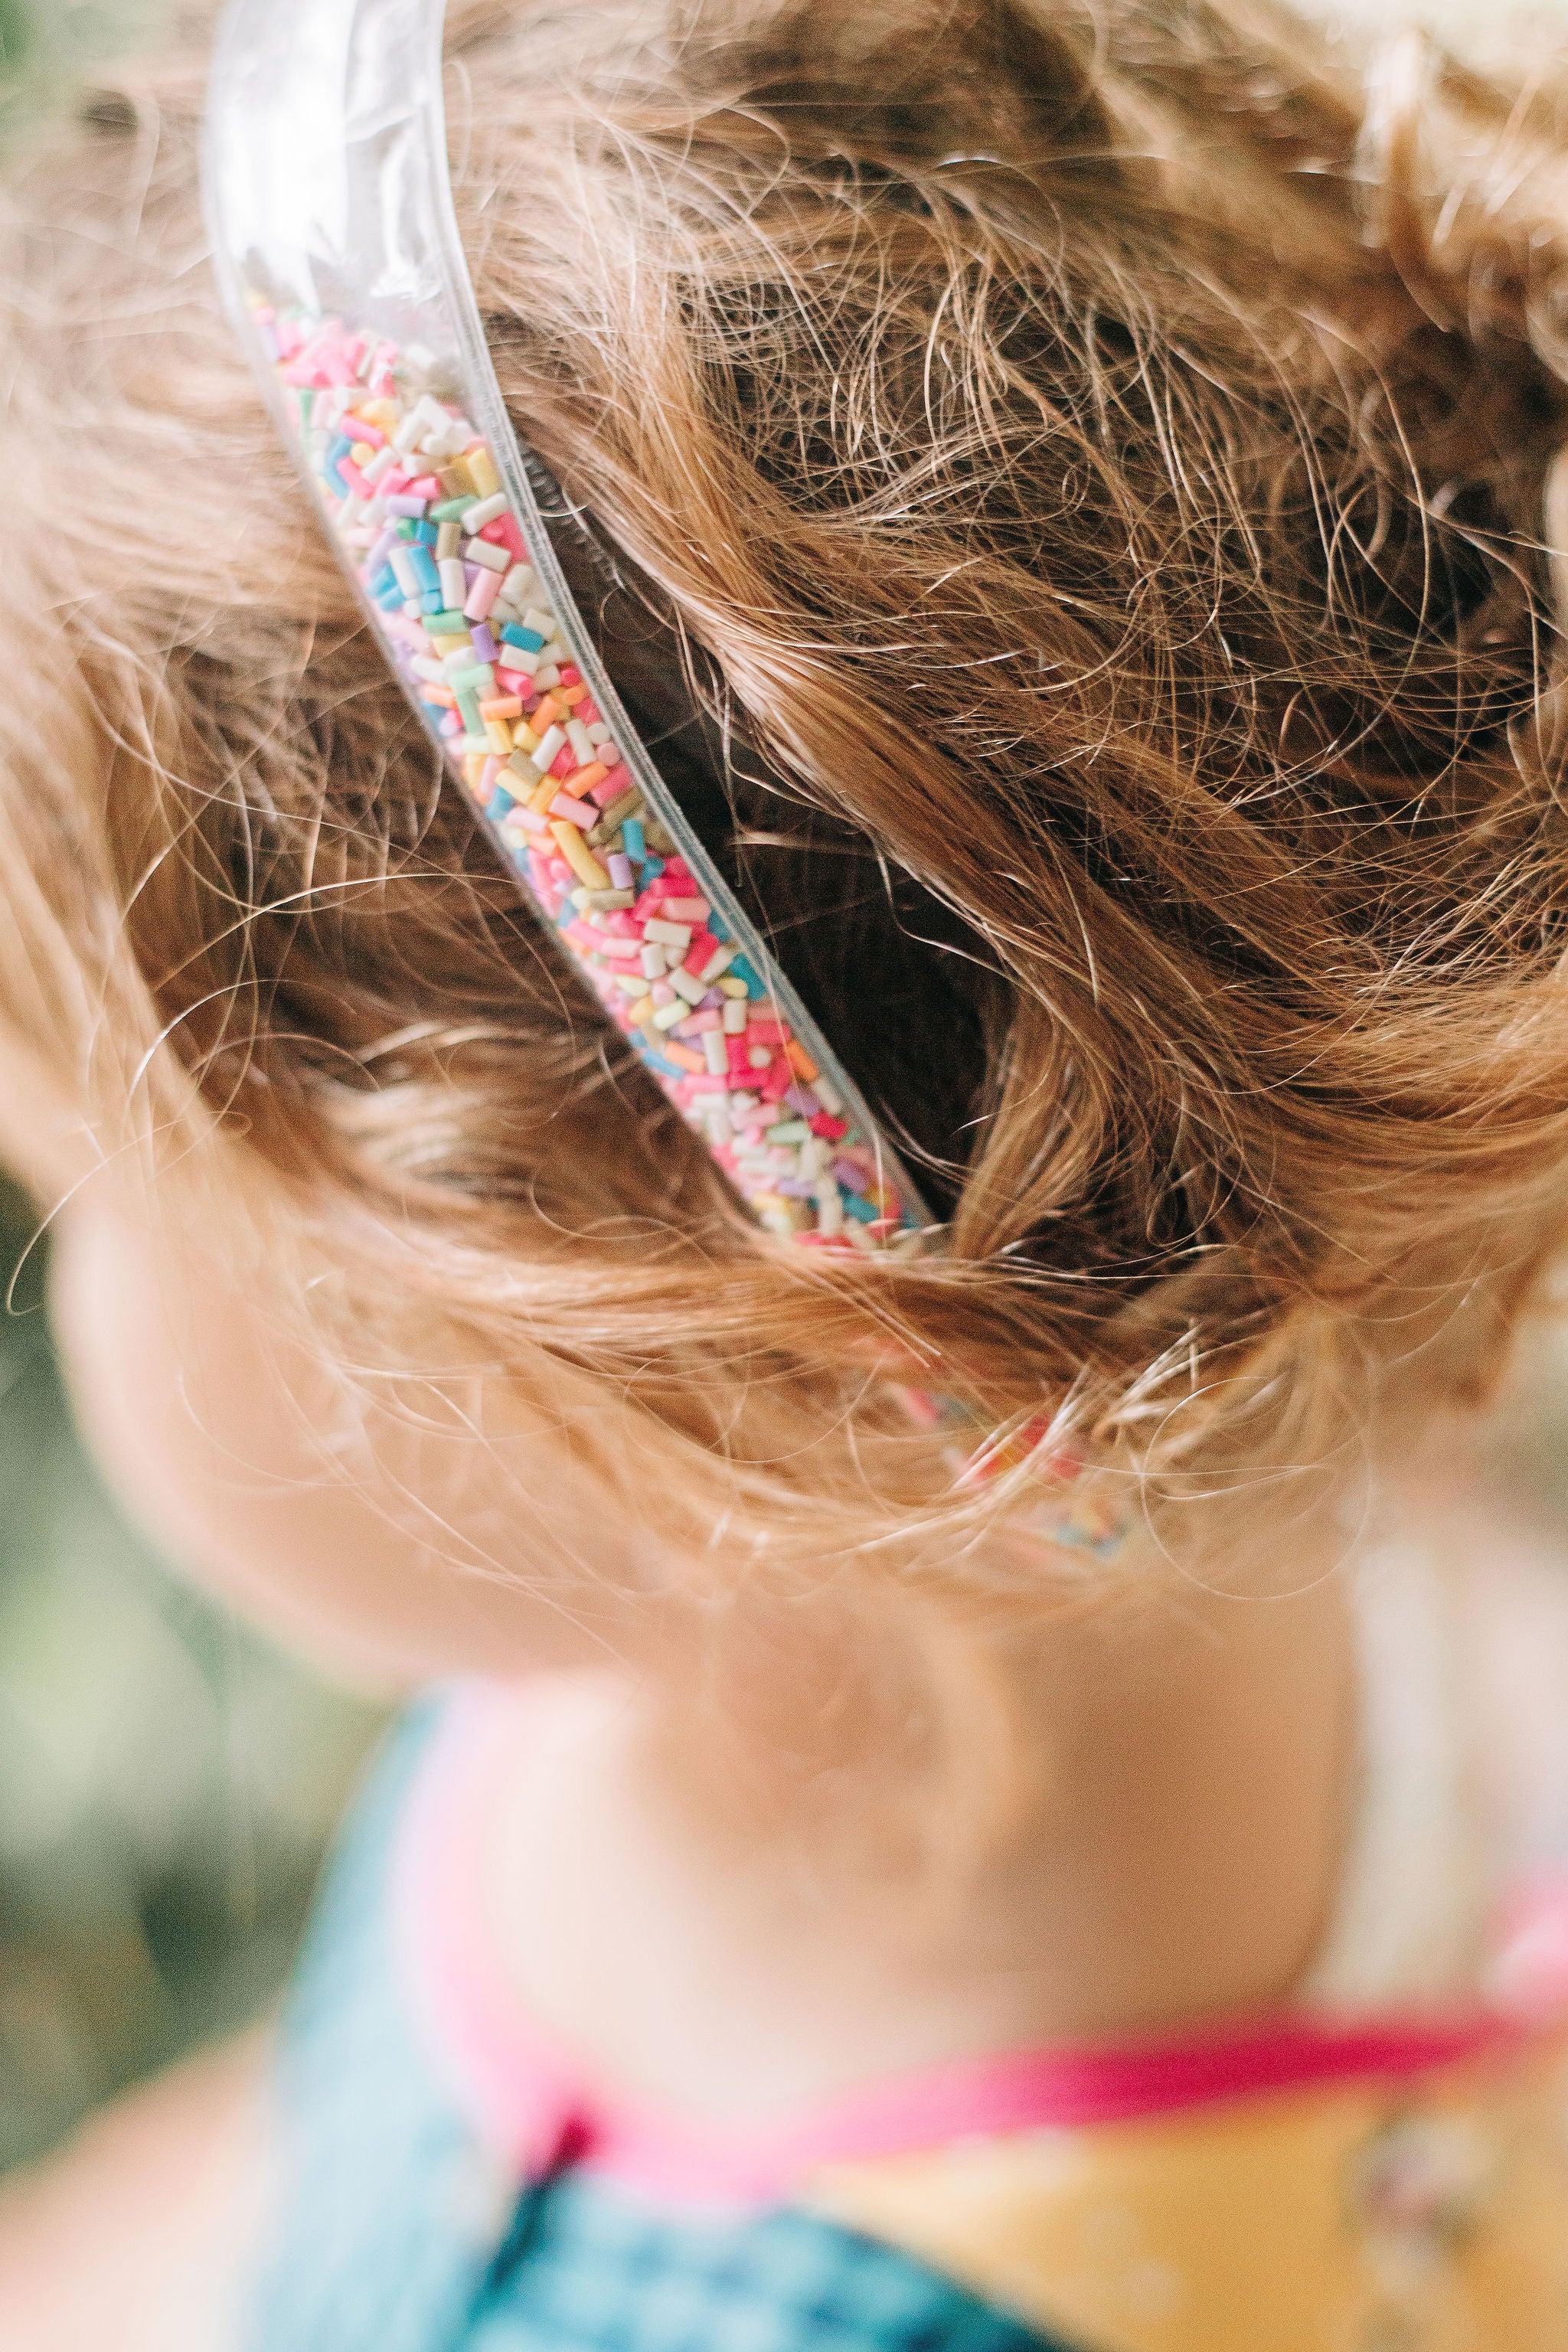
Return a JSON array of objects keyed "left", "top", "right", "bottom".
[
  {"left": 559, "top": 665, "right": 582, "bottom": 688},
  {"left": 479, "top": 512, "right": 527, "bottom": 560},
  {"left": 596, "top": 763, "right": 633, "bottom": 802},
  {"left": 465, "top": 567, "right": 502, "bottom": 622},
  {"left": 550, "top": 745, "right": 576, "bottom": 779},
  {"left": 651, "top": 982, "right": 675, "bottom": 1006},
  {"left": 407, "top": 474, "right": 442, "bottom": 499},
  {"left": 549, "top": 792, "right": 596, "bottom": 829},
  {"left": 495, "top": 667, "right": 532, "bottom": 697},
  {"left": 662, "top": 897, "right": 710, "bottom": 923},
  {"left": 338, "top": 457, "right": 372, "bottom": 501},
  {"left": 348, "top": 418, "right": 387, "bottom": 449}
]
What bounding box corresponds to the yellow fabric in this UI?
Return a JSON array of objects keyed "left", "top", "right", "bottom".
[{"left": 806, "top": 2040, "right": 1568, "bottom": 2350}]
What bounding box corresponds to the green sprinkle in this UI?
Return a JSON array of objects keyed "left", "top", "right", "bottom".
[{"left": 431, "top": 495, "right": 479, "bottom": 523}]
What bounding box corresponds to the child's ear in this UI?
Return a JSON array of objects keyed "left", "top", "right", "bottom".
[{"left": 695, "top": 0, "right": 1120, "bottom": 187}]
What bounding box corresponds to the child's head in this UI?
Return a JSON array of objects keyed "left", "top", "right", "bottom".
[{"left": 4, "top": 0, "right": 1568, "bottom": 1609}]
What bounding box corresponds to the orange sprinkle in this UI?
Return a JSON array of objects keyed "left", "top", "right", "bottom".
[
  {"left": 564, "top": 760, "right": 609, "bottom": 801},
  {"left": 660, "top": 1040, "right": 706, "bottom": 1074},
  {"left": 785, "top": 1039, "right": 820, "bottom": 1083},
  {"left": 479, "top": 696, "right": 524, "bottom": 721}
]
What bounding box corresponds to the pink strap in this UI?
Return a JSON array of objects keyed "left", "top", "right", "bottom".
[{"left": 391, "top": 1683, "right": 1547, "bottom": 2206}]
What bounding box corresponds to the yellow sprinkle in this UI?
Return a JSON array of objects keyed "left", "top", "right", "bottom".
[
  {"left": 485, "top": 718, "right": 514, "bottom": 755},
  {"left": 468, "top": 446, "right": 501, "bottom": 500},
  {"left": 550, "top": 821, "right": 609, "bottom": 892},
  {"left": 626, "top": 996, "right": 654, "bottom": 1028},
  {"left": 512, "top": 722, "right": 540, "bottom": 756}
]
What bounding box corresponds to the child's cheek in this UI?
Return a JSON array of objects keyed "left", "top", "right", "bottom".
[{"left": 42, "top": 1192, "right": 596, "bottom": 1691}]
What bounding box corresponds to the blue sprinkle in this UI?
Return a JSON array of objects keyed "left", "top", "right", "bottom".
[
  {"left": 707, "top": 908, "right": 731, "bottom": 942},
  {"left": 324, "top": 462, "right": 348, "bottom": 498},
  {"left": 368, "top": 564, "right": 397, "bottom": 601},
  {"left": 421, "top": 591, "right": 444, "bottom": 614},
  {"left": 622, "top": 818, "right": 646, "bottom": 866},
  {"left": 487, "top": 786, "right": 516, "bottom": 820},
  {"left": 841, "top": 1191, "right": 880, "bottom": 1223},
  {"left": 501, "top": 624, "right": 546, "bottom": 653},
  {"left": 730, "top": 952, "right": 765, "bottom": 1000},
  {"left": 410, "top": 547, "right": 441, "bottom": 596},
  {"left": 642, "top": 854, "right": 665, "bottom": 883}
]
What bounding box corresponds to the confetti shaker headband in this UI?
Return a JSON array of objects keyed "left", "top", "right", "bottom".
[
  {"left": 203, "top": 0, "right": 1129, "bottom": 1556},
  {"left": 204, "top": 0, "right": 925, "bottom": 1254}
]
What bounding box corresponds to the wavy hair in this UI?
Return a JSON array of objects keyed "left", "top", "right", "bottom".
[{"left": 3, "top": 0, "right": 1568, "bottom": 1587}]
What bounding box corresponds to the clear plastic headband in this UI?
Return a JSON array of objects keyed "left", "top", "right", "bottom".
[{"left": 202, "top": 0, "right": 928, "bottom": 1256}]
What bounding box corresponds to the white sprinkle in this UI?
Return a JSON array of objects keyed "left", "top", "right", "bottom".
[
  {"left": 566, "top": 720, "right": 596, "bottom": 768},
  {"left": 669, "top": 968, "right": 707, "bottom": 1006},
  {"left": 702, "top": 1031, "right": 728, "bottom": 1076},
  {"left": 464, "top": 537, "right": 510, "bottom": 573},
  {"left": 722, "top": 998, "right": 748, "bottom": 1035},
  {"left": 640, "top": 945, "right": 667, "bottom": 979},
  {"left": 463, "top": 493, "right": 509, "bottom": 531},
  {"left": 644, "top": 919, "right": 691, "bottom": 951}
]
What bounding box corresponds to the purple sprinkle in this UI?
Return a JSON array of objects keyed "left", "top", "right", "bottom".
[
  {"left": 606, "top": 853, "right": 633, "bottom": 890},
  {"left": 774, "top": 1178, "right": 818, "bottom": 1198},
  {"left": 464, "top": 562, "right": 483, "bottom": 589},
  {"left": 260, "top": 323, "right": 282, "bottom": 361},
  {"left": 386, "top": 493, "right": 427, "bottom": 518},
  {"left": 783, "top": 1083, "right": 821, "bottom": 1118},
  {"left": 469, "top": 623, "right": 498, "bottom": 663},
  {"left": 831, "top": 1157, "right": 867, "bottom": 1192},
  {"left": 367, "top": 525, "right": 400, "bottom": 574},
  {"left": 439, "top": 710, "right": 462, "bottom": 738}
]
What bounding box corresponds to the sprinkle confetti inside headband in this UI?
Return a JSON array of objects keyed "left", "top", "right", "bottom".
[{"left": 203, "top": 0, "right": 1129, "bottom": 1558}]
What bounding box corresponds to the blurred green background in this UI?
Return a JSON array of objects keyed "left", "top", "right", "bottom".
[
  {"left": 3, "top": 0, "right": 1568, "bottom": 2189},
  {"left": 0, "top": 0, "right": 382, "bottom": 2180}
]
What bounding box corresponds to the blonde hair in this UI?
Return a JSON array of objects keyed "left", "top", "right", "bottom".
[{"left": 4, "top": 0, "right": 1568, "bottom": 1592}]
